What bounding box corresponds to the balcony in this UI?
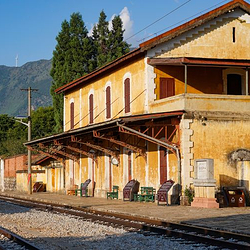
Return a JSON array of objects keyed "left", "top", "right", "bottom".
[{"left": 150, "top": 93, "right": 250, "bottom": 114}]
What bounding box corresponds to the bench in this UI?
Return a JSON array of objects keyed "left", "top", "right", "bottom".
[
  {"left": 107, "top": 185, "right": 119, "bottom": 199},
  {"left": 134, "top": 186, "right": 155, "bottom": 202},
  {"left": 75, "top": 179, "right": 91, "bottom": 197},
  {"left": 67, "top": 185, "right": 78, "bottom": 195}
]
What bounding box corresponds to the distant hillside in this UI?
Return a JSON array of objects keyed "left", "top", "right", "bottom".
[{"left": 0, "top": 59, "right": 53, "bottom": 116}]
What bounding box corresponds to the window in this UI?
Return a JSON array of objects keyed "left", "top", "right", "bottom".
[
  {"left": 124, "top": 78, "right": 130, "bottom": 113},
  {"left": 106, "top": 86, "right": 111, "bottom": 119},
  {"left": 89, "top": 94, "right": 94, "bottom": 124},
  {"left": 70, "top": 102, "right": 74, "bottom": 129},
  {"left": 233, "top": 27, "right": 236, "bottom": 43},
  {"left": 159, "top": 77, "right": 175, "bottom": 99}
]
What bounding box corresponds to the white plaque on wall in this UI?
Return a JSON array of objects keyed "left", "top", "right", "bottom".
[{"left": 197, "top": 161, "right": 207, "bottom": 179}]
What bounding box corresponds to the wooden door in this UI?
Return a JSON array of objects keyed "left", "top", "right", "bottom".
[
  {"left": 160, "top": 78, "right": 175, "bottom": 99},
  {"left": 109, "top": 156, "right": 112, "bottom": 191},
  {"left": 160, "top": 146, "right": 167, "bottom": 184},
  {"left": 128, "top": 151, "right": 132, "bottom": 181}
]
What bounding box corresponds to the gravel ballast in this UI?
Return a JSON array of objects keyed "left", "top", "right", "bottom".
[{"left": 0, "top": 201, "right": 220, "bottom": 249}]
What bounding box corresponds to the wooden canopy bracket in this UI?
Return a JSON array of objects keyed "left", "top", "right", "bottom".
[
  {"left": 93, "top": 130, "right": 146, "bottom": 159},
  {"left": 50, "top": 147, "right": 80, "bottom": 164},
  {"left": 73, "top": 135, "right": 119, "bottom": 160},
  {"left": 64, "top": 144, "right": 96, "bottom": 162},
  {"left": 27, "top": 145, "right": 64, "bottom": 163},
  {"left": 118, "top": 126, "right": 177, "bottom": 154}
]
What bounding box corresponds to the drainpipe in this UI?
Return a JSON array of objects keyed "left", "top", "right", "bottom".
[{"left": 117, "top": 122, "right": 181, "bottom": 189}]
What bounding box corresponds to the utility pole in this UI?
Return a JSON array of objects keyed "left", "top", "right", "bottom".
[{"left": 21, "top": 87, "right": 38, "bottom": 194}]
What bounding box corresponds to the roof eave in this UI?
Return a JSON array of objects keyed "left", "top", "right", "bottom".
[
  {"left": 140, "top": 0, "right": 250, "bottom": 51},
  {"left": 55, "top": 48, "right": 143, "bottom": 94}
]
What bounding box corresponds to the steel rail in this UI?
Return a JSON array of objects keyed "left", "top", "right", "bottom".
[
  {"left": 0, "top": 195, "right": 249, "bottom": 249},
  {"left": 0, "top": 225, "right": 40, "bottom": 250}
]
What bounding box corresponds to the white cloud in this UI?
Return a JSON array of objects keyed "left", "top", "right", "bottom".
[
  {"left": 119, "top": 7, "right": 133, "bottom": 40},
  {"left": 88, "top": 23, "right": 95, "bottom": 37}
]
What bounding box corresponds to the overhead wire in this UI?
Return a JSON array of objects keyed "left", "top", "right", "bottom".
[
  {"left": 125, "top": 0, "right": 192, "bottom": 42},
  {"left": 137, "top": 0, "right": 231, "bottom": 42}
]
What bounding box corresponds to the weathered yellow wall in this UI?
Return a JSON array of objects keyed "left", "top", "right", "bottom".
[
  {"left": 158, "top": 14, "right": 250, "bottom": 59},
  {"left": 65, "top": 57, "right": 146, "bottom": 131},
  {"left": 16, "top": 172, "right": 46, "bottom": 192},
  {"left": 191, "top": 118, "right": 250, "bottom": 187}
]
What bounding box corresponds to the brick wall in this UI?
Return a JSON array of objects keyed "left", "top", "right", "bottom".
[{"left": 4, "top": 154, "right": 27, "bottom": 178}]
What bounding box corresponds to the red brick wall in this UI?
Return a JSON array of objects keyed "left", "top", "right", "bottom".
[{"left": 4, "top": 155, "right": 27, "bottom": 178}]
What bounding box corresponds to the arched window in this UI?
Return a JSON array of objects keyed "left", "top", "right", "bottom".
[
  {"left": 89, "top": 94, "right": 94, "bottom": 124},
  {"left": 70, "top": 102, "right": 74, "bottom": 129},
  {"left": 106, "top": 86, "right": 111, "bottom": 119},
  {"left": 124, "top": 78, "right": 130, "bottom": 113}
]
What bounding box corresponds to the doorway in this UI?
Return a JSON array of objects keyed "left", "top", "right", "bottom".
[
  {"left": 223, "top": 69, "right": 245, "bottom": 95},
  {"left": 159, "top": 146, "right": 168, "bottom": 184},
  {"left": 227, "top": 74, "right": 242, "bottom": 95}
]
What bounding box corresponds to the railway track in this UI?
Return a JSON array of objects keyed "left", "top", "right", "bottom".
[
  {"left": 0, "top": 225, "right": 39, "bottom": 250},
  {"left": 0, "top": 194, "right": 249, "bottom": 249}
]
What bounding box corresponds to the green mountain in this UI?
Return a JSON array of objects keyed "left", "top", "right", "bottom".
[{"left": 0, "top": 59, "right": 53, "bottom": 116}]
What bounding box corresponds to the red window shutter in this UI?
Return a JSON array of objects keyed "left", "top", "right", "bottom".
[
  {"left": 70, "top": 102, "right": 74, "bottom": 129},
  {"left": 124, "top": 78, "right": 130, "bottom": 113},
  {"left": 106, "top": 86, "right": 111, "bottom": 119},
  {"left": 160, "top": 78, "right": 175, "bottom": 99},
  {"left": 89, "top": 94, "right": 93, "bottom": 124}
]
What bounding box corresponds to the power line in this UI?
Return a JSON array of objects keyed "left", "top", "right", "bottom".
[
  {"left": 125, "top": 0, "right": 192, "bottom": 42},
  {"left": 137, "top": 0, "right": 230, "bottom": 42}
]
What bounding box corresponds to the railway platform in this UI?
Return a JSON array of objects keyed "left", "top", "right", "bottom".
[{"left": 1, "top": 190, "right": 250, "bottom": 235}]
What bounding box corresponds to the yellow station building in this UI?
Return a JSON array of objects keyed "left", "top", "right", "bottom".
[{"left": 26, "top": 0, "right": 250, "bottom": 204}]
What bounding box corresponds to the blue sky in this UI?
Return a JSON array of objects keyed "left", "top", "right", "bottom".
[{"left": 0, "top": 0, "right": 240, "bottom": 67}]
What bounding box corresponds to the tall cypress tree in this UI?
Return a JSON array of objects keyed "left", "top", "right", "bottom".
[
  {"left": 95, "top": 11, "right": 110, "bottom": 68},
  {"left": 50, "top": 20, "right": 70, "bottom": 132},
  {"left": 50, "top": 13, "right": 93, "bottom": 132},
  {"left": 108, "top": 15, "right": 130, "bottom": 62}
]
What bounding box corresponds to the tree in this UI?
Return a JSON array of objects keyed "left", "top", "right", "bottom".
[
  {"left": 94, "top": 10, "right": 110, "bottom": 68},
  {"left": 51, "top": 11, "right": 131, "bottom": 132},
  {"left": 0, "top": 108, "right": 56, "bottom": 157},
  {"left": 50, "top": 20, "right": 71, "bottom": 132},
  {"left": 50, "top": 13, "right": 93, "bottom": 132},
  {"left": 107, "top": 15, "right": 130, "bottom": 62},
  {"left": 31, "top": 106, "right": 56, "bottom": 139}
]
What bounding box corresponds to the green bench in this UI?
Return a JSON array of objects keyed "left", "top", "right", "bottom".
[
  {"left": 134, "top": 186, "right": 155, "bottom": 202},
  {"left": 75, "top": 179, "right": 91, "bottom": 197},
  {"left": 107, "top": 185, "right": 119, "bottom": 199}
]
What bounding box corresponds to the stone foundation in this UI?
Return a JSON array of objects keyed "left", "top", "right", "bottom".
[
  {"left": 4, "top": 177, "right": 16, "bottom": 191},
  {"left": 191, "top": 197, "right": 219, "bottom": 208}
]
